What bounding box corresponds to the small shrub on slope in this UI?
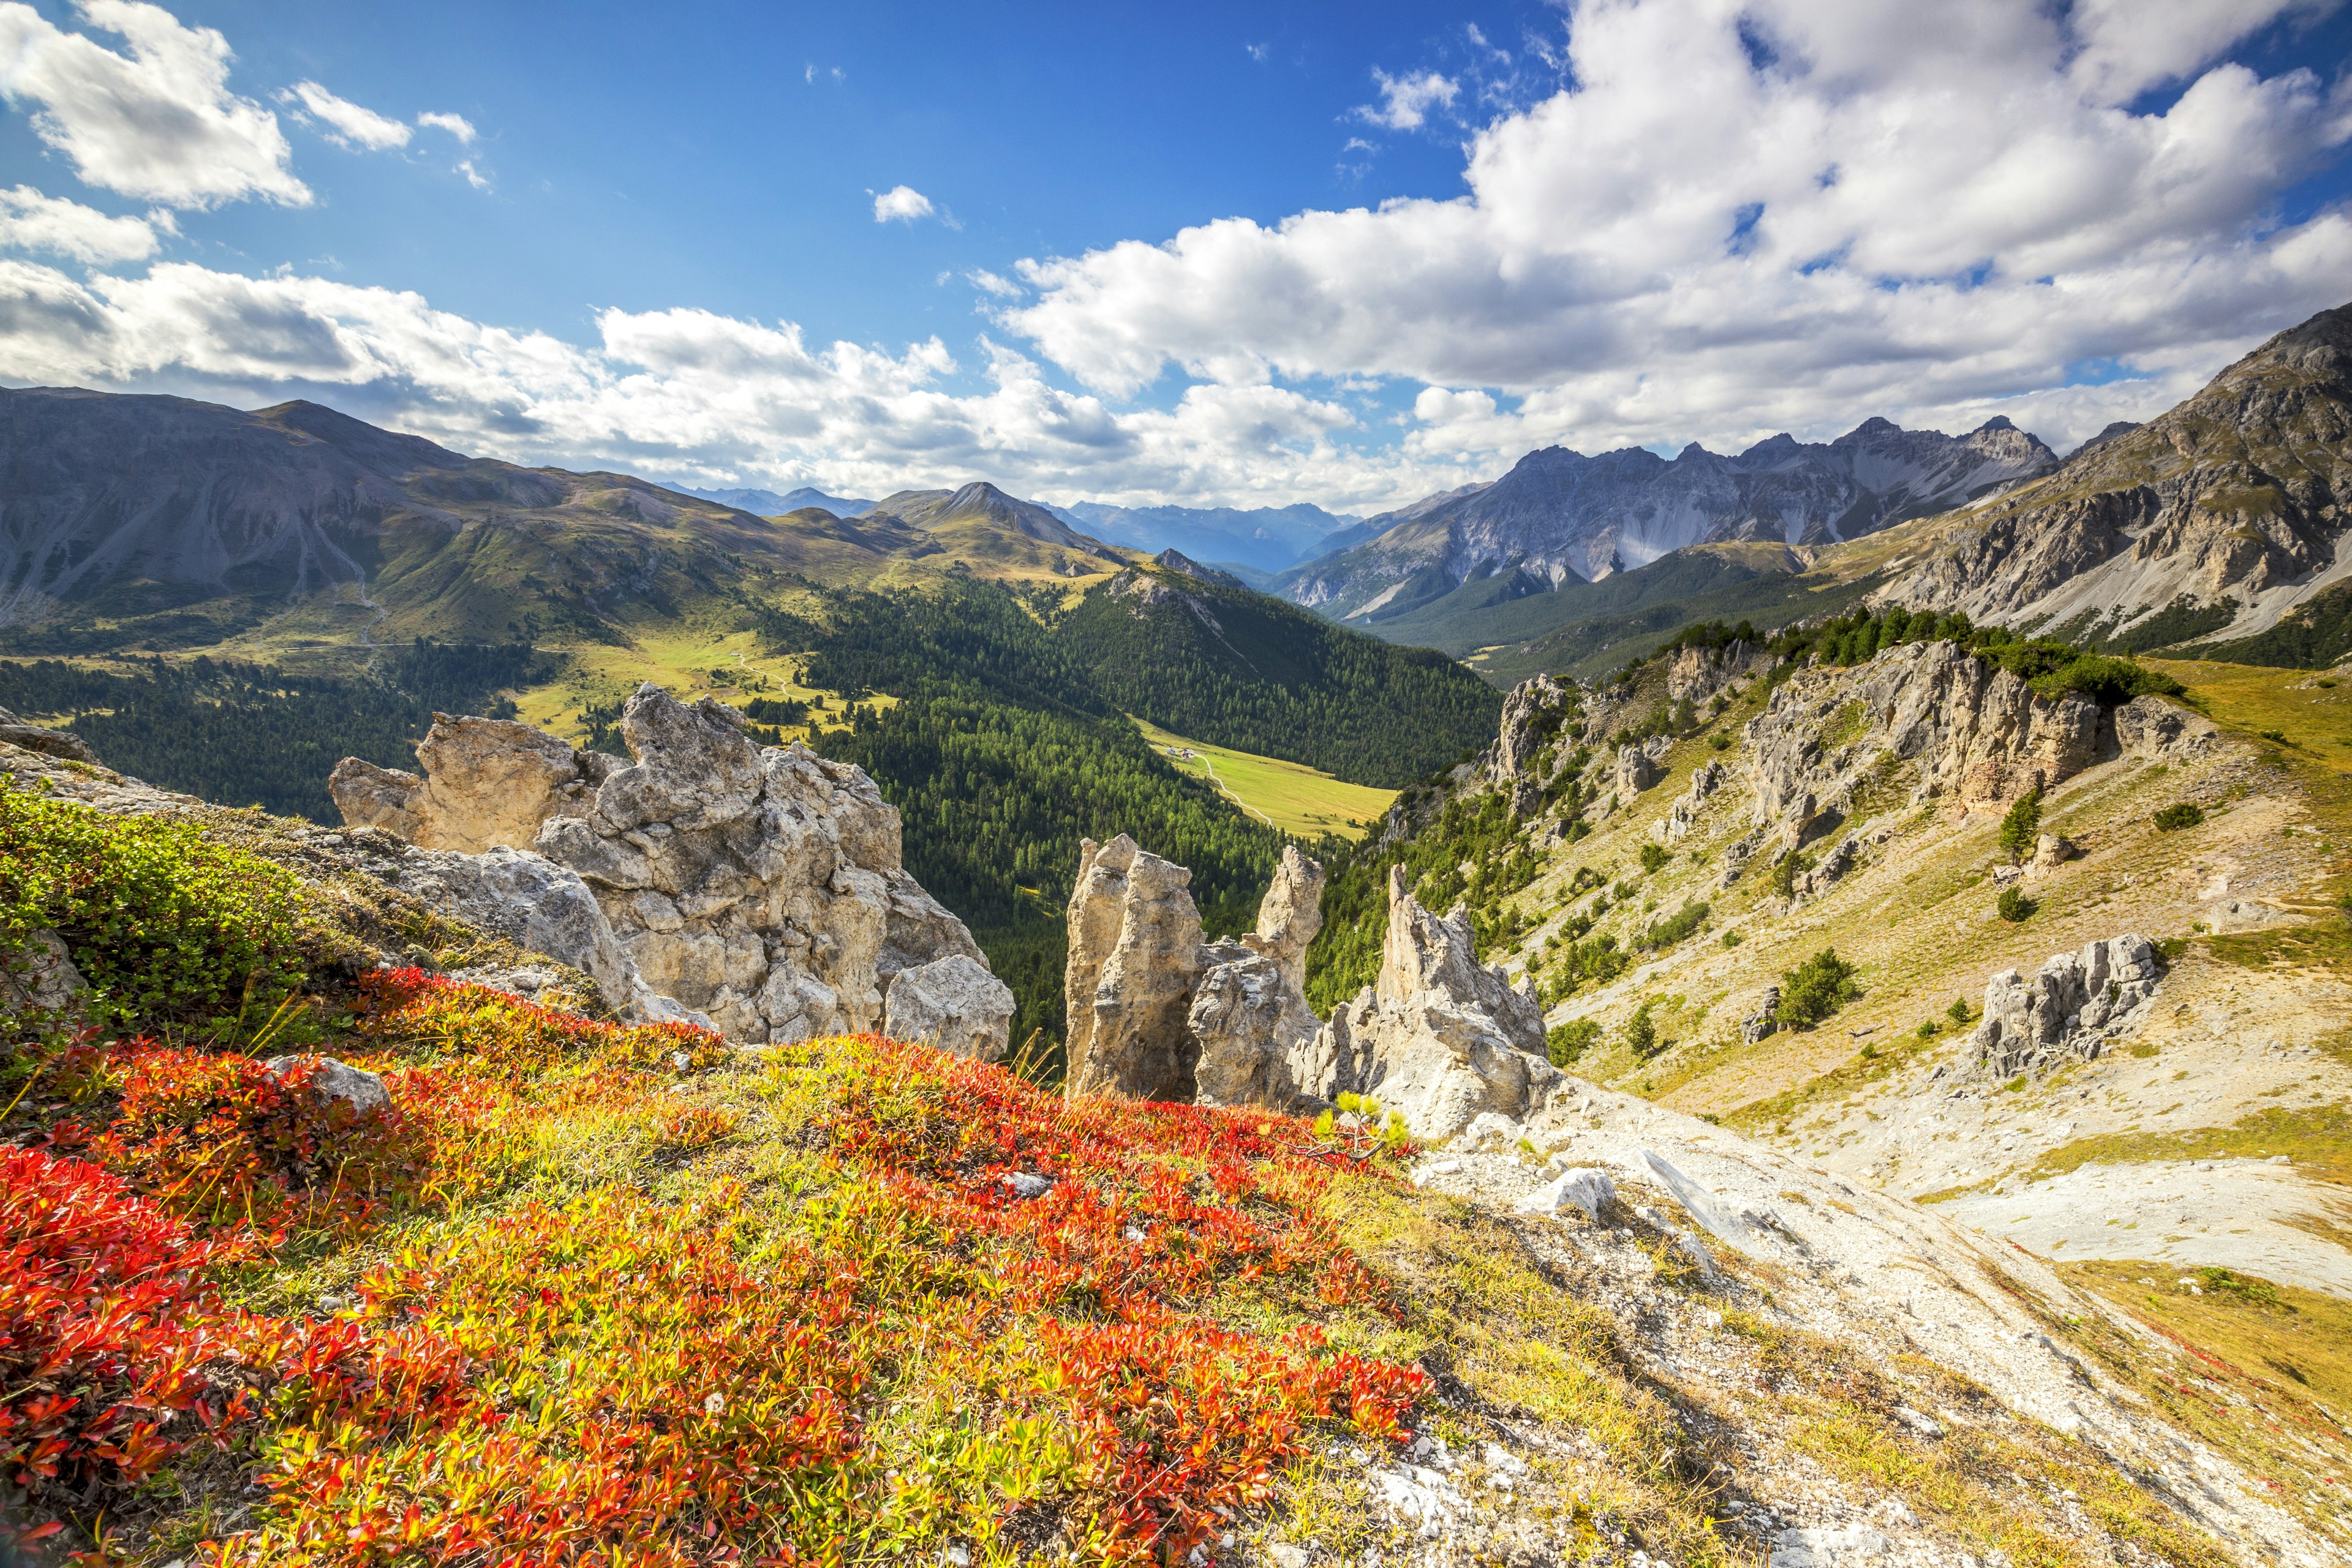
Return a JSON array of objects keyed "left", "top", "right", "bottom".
[
  {"left": 1997, "top": 787, "right": 2044, "bottom": 864},
  {"left": 2154, "top": 802, "right": 2205, "bottom": 831},
  {"left": 0, "top": 781, "right": 306, "bottom": 1028},
  {"left": 1776, "top": 949, "right": 1861, "bottom": 1030}
]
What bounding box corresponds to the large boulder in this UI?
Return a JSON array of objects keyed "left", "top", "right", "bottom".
[
  {"left": 1063, "top": 835, "right": 1205, "bottom": 1101},
  {"left": 1614, "top": 744, "right": 1663, "bottom": 797},
  {"left": 331, "top": 715, "right": 616, "bottom": 854},
  {"left": 1189, "top": 951, "right": 1321, "bottom": 1108},
  {"left": 385, "top": 845, "right": 644, "bottom": 1014},
  {"left": 0, "top": 707, "right": 97, "bottom": 766},
  {"left": 2114, "top": 696, "right": 2219, "bottom": 761},
  {"left": 883, "top": 954, "right": 1016, "bottom": 1062},
  {"left": 1, "top": 929, "right": 86, "bottom": 1015}
]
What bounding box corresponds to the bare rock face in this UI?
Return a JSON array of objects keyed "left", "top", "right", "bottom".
[
  {"left": 1747, "top": 640, "right": 2104, "bottom": 844},
  {"left": 1970, "top": 935, "right": 2163, "bottom": 1079},
  {"left": 0, "top": 707, "right": 97, "bottom": 765},
  {"left": 1247, "top": 845, "right": 1325, "bottom": 987},
  {"left": 1665, "top": 639, "right": 1763, "bottom": 706},
  {"left": 884, "top": 954, "right": 1017, "bottom": 1062},
  {"left": 1189, "top": 951, "right": 1322, "bottom": 1108},
  {"left": 1487, "top": 674, "right": 1578, "bottom": 785},
  {"left": 337, "top": 683, "right": 1008, "bottom": 1050},
  {"left": 2115, "top": 695, "right": 2219, "bottom": 761},
  {"left": 1655, "top": 758, "right": 1727, "bottom": 843},
  {"left": 384, "top": 844, "right": 646, "bottom": 1016},
  {"left": 331, "top": 715, "right": 616, "bottom": 854},
  {"left": 1063, "top": 835, "right": 1205, "bottom": 1101},
  {"left": 1306, "top": 868, "right": 1559, "bottom": 1141},
  {"left": 1614, "top": 744, "right": 1663, "bottom": 799}
]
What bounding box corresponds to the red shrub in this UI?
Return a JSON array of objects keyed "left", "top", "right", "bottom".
[{"left": 0, "top": 1148, "right": 252, "bottom": 1547}]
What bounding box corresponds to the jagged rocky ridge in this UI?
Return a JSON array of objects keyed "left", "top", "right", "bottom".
[
  {"left": 331, "top": 684, "right": 1014, "bottom": 1054},
  {"left": 1282, "top": 417, "right": 2055, "bottom": 619},
  {"left": 1877, "top": 302, "right": 2352, "bottom": 645}
]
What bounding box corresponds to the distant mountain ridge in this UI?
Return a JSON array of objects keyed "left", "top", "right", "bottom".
[
  {"left": 1280, "top": 417, "right": 2057, "bottom": 625},
  {"left": 674, "top": 483, "right": 876, "bottom": 516},
  {"left": 1044, "top": 499, "right": 1360, "bottom": 573}
]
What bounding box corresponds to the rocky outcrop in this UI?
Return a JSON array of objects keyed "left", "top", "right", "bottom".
[
  {"left": 336, "top": 684, "right": 1011, "bottom": 1051},
  {"left": 1487, "top": 674, "right": 1578, "bottom": 785},
  {"left": 381, "top": 844, "right": 646, "bottom": 1015},
  {"left": 1665, "top": 640, "right": 1764, "bottom": 706},
  {"left": 0, "top": 706, "right": 97, "bottom": 765},
  {"left": 1189, "top": 952, "right": 1322, "bottom": 1108},
  {"left": 1614, "top": 744, "right": 1662, "bottom": 798},
  {"left": 1063, "top": 835, "right": 1206, "bottom": 1101},
  {"left": 330, "top": 715, "right": 619, "bottom": 854},
  {"left": 1306, "top": 869, "right": 1559, "bottom": 1141},
  {"left": 1969, "top": 935, "right": 2163, "bottom": 1079},
  {"left": 1655, "top": 759, "right": 1727, "bottom": 843},
  {"left": 1740, "top": 987, "right": 1781, "bottom": 1043},
  {"left": 1746, "top": 639, "right": 2105, "bottom": 845},
  {"left": 2115, "top": 695, "right": 2220, "bottom": 761}
]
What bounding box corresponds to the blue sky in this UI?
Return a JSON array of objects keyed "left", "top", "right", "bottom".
[{"left": 1, "top": 1, "right": 2349, "bottom": 511}]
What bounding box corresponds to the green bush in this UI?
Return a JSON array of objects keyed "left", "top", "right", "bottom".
[
  {"left": 1709, "top": 731, "right": 1732, "bottom": 750},
  {"left": 0, "top": 782, "right": 307, "bottom": 1027},
  {"left": 2153, "top": 802, "right": 2205, "bottom": 831},
  {"left": 1638, "top": 842, "right": 1670, "bottom": 873},
  {"left": 1771, "top": 848, "right": 1814, "bottom": 899},
  {"left": 1997, "top": 787, "right": 2044, "bottom": 864},
  {"left": 1641, "top": 900, "right": 1710, "bottom": 950},
  {"left": 1546, "top": 1018, "right": 1601, "bottom": 1067},
  {"left": 1997, "top": 885, "right": 2038, "bottom": 922},
  {"left": 1947, "top": 997, "right": 1973, "bottom": 1024},
  {"left": 1774, "top": 949, "right": 1860, "bottom": 1030},
  {"left": 1719, "top": 928, "right": 1744, "bottom": 949}
]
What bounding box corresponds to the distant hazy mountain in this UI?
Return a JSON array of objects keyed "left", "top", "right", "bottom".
[
  {"left": 673, "top": 483, "right": 876, "bottom": 516},
  {"left": 1280, "top": 418, "right": 2058, "bottom": 624},
  {"left": 1044, "top": 500, "right": 1359, "bottom": 573}
]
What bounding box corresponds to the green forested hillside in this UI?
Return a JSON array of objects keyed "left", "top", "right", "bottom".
[
  {"left": 1057, "top": 564, "right": 1501, "bottom": 785},
  {"left": 0, "top": 643, "right": 545, "bottom": 820},
  {"left": 753, "top": 581, "right": 1290, "bottom": 1058}
]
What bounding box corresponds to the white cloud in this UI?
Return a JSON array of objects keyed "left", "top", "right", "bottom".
[
  {"left": 416, "top": 109, "right": 475, "bottom": 143},
  {"left": 872, "top": 184, "right": 935, "bottom": 224},
  {"left": 1001, "top": 0, "right": 2352, "bottom": 472},
  {"left": 1246, "top": 42, "right": 1270, "bottom": 63},
  {"left": 289, "top": 79, "right": 410, "bottom": 151},
  {"left": 1358, "top": 67, "right": 1458, "bottom": 130},
  {"left": 968, "top": 269, "right": 1022, "bottom": 297},
  {"left": 0, "top": 183, "right": 154, "bottom": 262},
  {"left": 0, "top": 0, "right": 307, "bottom": 208},
  {"left": 456, "top": 159, "right": 489, "bottom": 191},
  {"left": 0, "top": 254, "right": 1416, "bottom": 508}
]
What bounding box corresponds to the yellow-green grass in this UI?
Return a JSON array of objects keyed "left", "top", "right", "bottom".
[
  {"left": 2145, "top": 658, "right": 2352, "bottom": 774},
  {"left": 2052, "top": 1260, "right": 2352, "bottom": 1552},
  {"left": 509, "top": 626, "right": 895, "bottom": 749},
  {"left": 1129, "top": 716, "right": 1396, "bottom": 841}
]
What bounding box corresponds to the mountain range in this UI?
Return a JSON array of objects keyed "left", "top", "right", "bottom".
[
  {"left": 1278, "top": 415, "right": 2059, "bottom": 627},
  {"left": 1041, "top": 499, "right": 1360, "bottom": 573},
  {"left": 672, "top": 483, "right": 878, "bottom": 516}
]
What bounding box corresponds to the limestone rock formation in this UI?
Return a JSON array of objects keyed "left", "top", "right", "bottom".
[
  {"left": 0, "top": 707, "right": 97, "bottom": 765},
  {"left": 883, "top": 955, "right": 1017, "bottom": 1061},
  {"left": 2115, "top": 695, "right": 2220, "bottom": 761},
  {"left": 1063, "top": 835, "right": 1205, "bottom": 1101},
  {"left": 1746, "top": 639, "right": 2105, "bottom": 845},
  {"left": 336, "top": 684, "right": 1010, "bottom": 1051},
  {"left": 1307, "top": 869, "right": 1559, "bottom": 1141},
  {"left": 1487, "top": 674, "right": 1577, "bottom": 785},
  {"left": 382, "top": 844, "right": 646, "bottom": 1016},
  {"left": 1655, "top": 758, "right": 1727, "bottom": 843},
  {"left": 1740, "top": 987, "right": 1781, "bottom": 1044},
  {"left": 1665, "top": 639, "right": 1764, "bottom": 706},
  {"left": 1970, "top": 935, "right": 2163, "bottom": 1079},
  {"left": 1189, "top": 951, "right": 1322, "bottom": 1107},
  {"left": 330, "top": 715, "right": 618, "bottom": 854},
  {"left": 1247, "top": 846, "right": 1325, "bottom": 987},
  {"left": 1614, "top": 744, "right": 1662, "bottom": 798}
]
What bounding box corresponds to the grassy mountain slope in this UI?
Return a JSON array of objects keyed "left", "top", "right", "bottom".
[{"left": 1057, "top": 559, "right": 1502, "bottom": 786}]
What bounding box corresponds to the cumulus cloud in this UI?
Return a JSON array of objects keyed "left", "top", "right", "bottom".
[
  {"left": 872, "top": 184, "right": 935, "bottom": 224},
  {"left": 0, "top": 253, "right": 1416, "bottom": 508},
  {"left": 288, "top": 80, "right": 410, "bottom": 150},
  {"left": 1358, "top": 67, "right": 1458, "bottom": 130},
  {"left": 967, "top": 269, "right": 1022, "bottom": 297},
  {"left": 0, "top": 0, "right": 307, "bottom": 208},
  {"left": 416, "top": 109, "right": 475, "bottom": 143},
  {"left": 0, "top": 183, "right": 154, "bottom": 262},
  {"left": 1003, "top": 0, "right": 2352, "bottom": 469}
]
